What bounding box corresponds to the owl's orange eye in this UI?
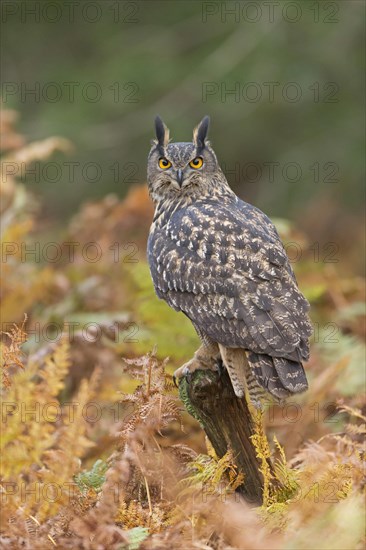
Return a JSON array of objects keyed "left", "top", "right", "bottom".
[
  {"left": 158, "top": 158, "right": 171, "bottom": 169},
  {"left": 189, "top": 157, "right": 203, "bottom": 169}
]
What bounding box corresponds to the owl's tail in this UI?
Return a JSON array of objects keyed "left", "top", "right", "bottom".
[{"left": 246, "top": 351, "right": 308, "bottom": 401}]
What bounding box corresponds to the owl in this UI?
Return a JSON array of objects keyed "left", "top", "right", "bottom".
[{"left": 146, "top": 116, "right": 312, "bottom": 405}]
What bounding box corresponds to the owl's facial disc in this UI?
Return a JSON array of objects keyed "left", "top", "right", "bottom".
[
  {"left": 154, "top": 143, "right": 202, "bottom": 189},
  {"left": 147, "top": 135, "right": 220, "bottom": 202}
]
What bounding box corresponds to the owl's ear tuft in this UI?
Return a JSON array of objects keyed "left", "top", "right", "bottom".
[
  {"left": 154, "top": 115, "right": 170, "bottom": 148},
  {"left": 193, "top": 116, "right": 210, "bottom": 149}
]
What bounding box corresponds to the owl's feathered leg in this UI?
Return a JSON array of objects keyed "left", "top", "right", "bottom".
[
  {"left": 217, "top": 346, "right": 269, "bottom": 408},
  {"left": 173, "top": 342, "right": 221, "bottom": 382},
  {"left": 243, "top": 359, "right": 271, "bottom": 409},
  {"left": 218, "top": 345, "right": 247, "bottom": 399}
]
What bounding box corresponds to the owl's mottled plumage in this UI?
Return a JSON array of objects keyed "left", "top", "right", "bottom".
[{"left": 147, "top": 116, "right": 312, "bottom": 403}]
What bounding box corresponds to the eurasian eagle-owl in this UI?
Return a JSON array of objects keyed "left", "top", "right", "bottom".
[{"left": 147, "top": 116, "right": 312, "bottom": 405}]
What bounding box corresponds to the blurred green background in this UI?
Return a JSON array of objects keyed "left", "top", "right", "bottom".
[{"left": 2, "top": 0, "right": 365, "bottom": 271}]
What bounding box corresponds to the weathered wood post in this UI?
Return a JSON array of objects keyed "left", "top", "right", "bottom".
[{"left": 179, "top": 368, "right": 267, "bottom": 506}]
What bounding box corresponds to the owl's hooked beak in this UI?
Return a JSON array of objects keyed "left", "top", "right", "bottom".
[{"left": 176, "top": 169, "right": 184, "bottom": 187}]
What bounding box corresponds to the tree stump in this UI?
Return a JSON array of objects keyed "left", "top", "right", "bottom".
[{"left": 179, "top": 368, "right": 265, "bottom": 505}]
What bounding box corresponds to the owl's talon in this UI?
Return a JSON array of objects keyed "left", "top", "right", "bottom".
[
  {"left": 174, "top": 355, "right": 217, "bottom": 383},
  {"left": 173, "top": 366, "right": 193, "bottom": 386},
  {"left": 183, "top": 366, "right": 193, "bottom": 384}
]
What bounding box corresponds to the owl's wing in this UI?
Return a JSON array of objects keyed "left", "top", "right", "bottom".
[{"left": 148, "top": 198, "right": 312, "bottom": 361}]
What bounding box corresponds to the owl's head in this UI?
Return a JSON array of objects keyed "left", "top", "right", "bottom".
[{"left": 147, "top": 116, "right": 226, "bottom": 204}]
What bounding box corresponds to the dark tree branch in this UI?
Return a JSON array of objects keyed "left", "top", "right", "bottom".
[{"left": 179, "top": 368, "right": 266, "bottom": 506}]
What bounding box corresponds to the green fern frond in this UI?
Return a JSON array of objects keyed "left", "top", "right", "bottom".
[{"left": 75, "top": 459, "right": 109, "bottom": 493}]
